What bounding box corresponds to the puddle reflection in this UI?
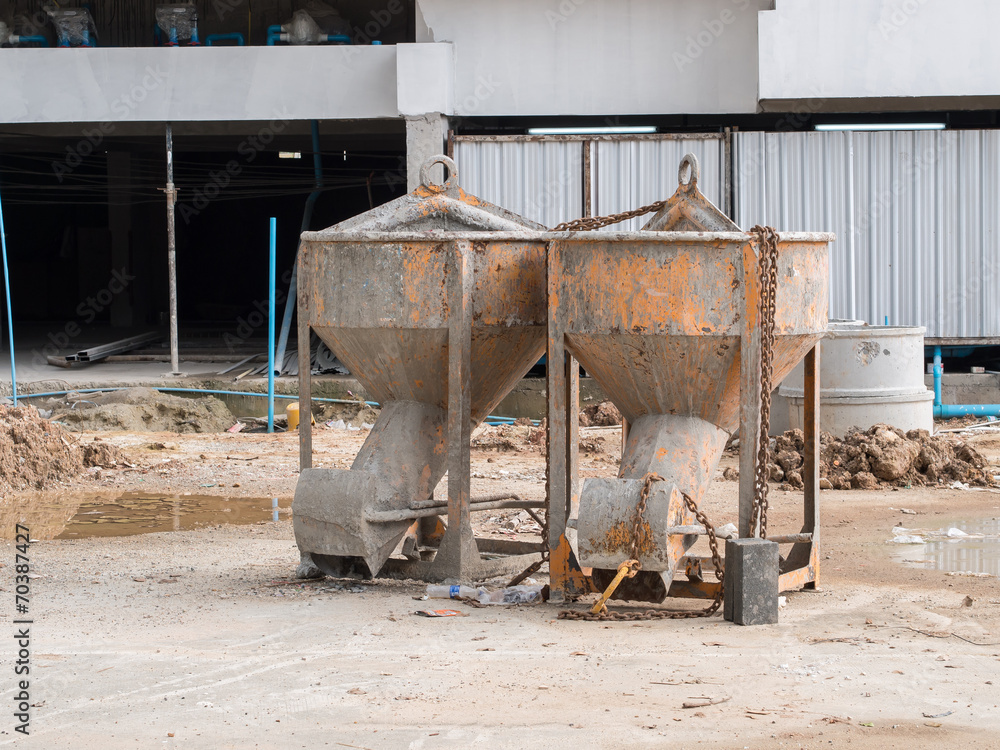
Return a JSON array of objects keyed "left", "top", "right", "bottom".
[
  {"left": 899, "top": 517, "right": 1000, "bottom": 576},
  {"left": 1, "top": 493, "right": 290, "bottom": 540}
]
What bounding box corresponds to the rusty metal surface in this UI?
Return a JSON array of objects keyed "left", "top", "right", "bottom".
[
  {"left": 294, "top": 155, "right": 549, "bottom": 581},
  {"left": 578, "top": 480, "right": 694, "bottom": 573},
  {"left": 547, "top": 154, "right": 832, "bottom": 603}
]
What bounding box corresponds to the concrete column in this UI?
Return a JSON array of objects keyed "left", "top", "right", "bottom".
[
  {"left": 106, "top": 151, "right": 134, "bottom": 327},
  {"left": 405, "top": 113, "right": 449, "bottom": 191}
]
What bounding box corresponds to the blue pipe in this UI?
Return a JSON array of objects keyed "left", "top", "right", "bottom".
[
  {"left": 0, "top": 186, "right": 16, "bottom": 405},
  {"left": 11, "top": 387, "right": 533, "bottom": 425},
  {"left": 268, "top": 218, "right": 277, "bottom": 433},
  {"left": 932, "top": 344, "right": 1000, "bottom": 418},
  {"left": 205, "top": 33, "right": 245, "bottom": 46},
  {"left": 274, "top": 119, "right": 323, "bottom": 376},
  {"left": 11, "top": 35, "right": 49, "bottom": 47}
]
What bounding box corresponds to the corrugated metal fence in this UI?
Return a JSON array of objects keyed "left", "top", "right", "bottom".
[
  {"left": 454, "top": 134, "right": 726, "bottom": 231},
  {"left": 455, "top": 129, "right": 1000, "bottom": 339},
  {"left": 735, "top": 130, "right": 1000, "bottom": 339}
]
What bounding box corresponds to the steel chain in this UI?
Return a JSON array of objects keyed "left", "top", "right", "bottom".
[
  {"left": 553, "top": 200, "right": 668, "bottom": 232},
  {"left": 558, "top": 474, "right": 725, "bottom": 621},
  {"left": 748, "top": 226, "right": 780, "bottom": 540}
]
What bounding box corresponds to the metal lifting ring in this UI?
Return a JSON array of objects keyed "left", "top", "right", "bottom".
[
  {"left": 419, "top": 155, "right": 459, "bottom": 193},
  {"left": 678, "top": 153, "right": 700, "bottom": 190}
]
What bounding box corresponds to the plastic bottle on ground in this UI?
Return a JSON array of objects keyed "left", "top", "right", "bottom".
[{"left": 426, "top": 584, "right": 478, "bottom": 599}]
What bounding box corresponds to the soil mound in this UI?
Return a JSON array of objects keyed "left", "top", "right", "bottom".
[
  {"left": 580, "top": 401, "right": 622, "bottom": 427},
  {"left": 53, "top": 388, "right": 235, "bottom": 433},
  {"left": 768, "top": 424, "right": 994, "bottom": 490},
  {"left": 0, "top": 406, "right": 84, "bottom": 492}
]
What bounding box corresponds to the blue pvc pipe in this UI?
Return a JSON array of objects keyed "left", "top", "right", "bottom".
[
  {"left": 932, "top": 344, "right": 1000, "bottom": 418},
  {"left": 268, "top": 217, "right": 277, "bottom": 433},
  {"left": 18, "top": 387, "right": 376, "bottom": 406},
  {"left": 274, "top": 119, "right": 323, "bottom": 375},
  {"left": 0, "top": 186, "right": 16, "bottom": 405},
  {"left": 205, "top": 33, "right": 245, "bottom": 46},
  {"left": 13, "top": 35, "right": 49, "bottom": 47}
]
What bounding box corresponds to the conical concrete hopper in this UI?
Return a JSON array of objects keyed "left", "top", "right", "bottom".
[
  {"left": 293, "top": 156, "right": 548, "bottom": 581},
  {"left": 547, "top": 155, "right": 832, "bottom": 602}
]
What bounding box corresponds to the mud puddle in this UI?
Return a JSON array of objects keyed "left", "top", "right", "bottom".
[
  {"left": 895, "top": 517, "right": 1000, "bottom": 576},
  {"left": 3, "top": 493, "right": 291, "bottom": 540}
]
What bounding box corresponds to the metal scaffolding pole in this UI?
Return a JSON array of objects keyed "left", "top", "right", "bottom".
[{"left": 165, "top": 124, "right": 181, "bottom": 375}]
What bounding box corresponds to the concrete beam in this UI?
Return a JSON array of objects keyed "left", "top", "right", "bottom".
[{"left": 405, "top": 113, "right": 449, "bottom": 191}]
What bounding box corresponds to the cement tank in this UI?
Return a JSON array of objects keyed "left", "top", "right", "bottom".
[
  {"left": 292, "top": 156, "right": 548, "bottom": 582},
  {"left": 546, "top": 155, "right": 832, "bottom": 603},
  {"left": 779, "top": 322, "right": 934, "bottom": 434}
]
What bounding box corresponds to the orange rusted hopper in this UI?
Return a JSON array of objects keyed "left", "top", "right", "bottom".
[
  {"left": 293, "top": 156, "right": 548, "bottom": 581},
  {"left": 547, "top": 155, "right": 832, "bottom": 603}
]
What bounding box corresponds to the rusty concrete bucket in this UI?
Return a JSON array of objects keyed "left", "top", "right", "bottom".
[
  {"left": 293, "top": 156, "right": 547, "bottom": 582},
  {"left": 548, "top": 154, "right": 832, "bottom": 602}
]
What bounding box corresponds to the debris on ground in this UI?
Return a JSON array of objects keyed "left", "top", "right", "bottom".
[
  {"left": 764, "top": 424, "right": 995, "bottom": 490},
  {"left": 579, "top": 401, "right": 622, "bottom": 427},
  {"left": 472, "top": 424, "right": 532, "bottom": 452},
  {"left": 80, "top": 438, "right": 126, "bottom": 469},
  {"left": 314, "top": 401, "right": 379, "bottom": 428},
  {"left": 45, "top": 388, "right": 236, "bottom": 433},
  {"left": 0, "top": 406, "right": 85, "bottom": 492}
]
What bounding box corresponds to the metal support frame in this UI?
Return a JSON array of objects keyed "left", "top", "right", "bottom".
[
  {"left": 777, "top": 344, "right": 821, "bottom": 591},
  {"left": 427, "top": 241, "right": 479, "bottom": 579},
  {"left": 547, "top": 255, "right": 595, "bottom": 603},
  {"left": 547, "top": 240, "right": 823, "bottom": 601}
]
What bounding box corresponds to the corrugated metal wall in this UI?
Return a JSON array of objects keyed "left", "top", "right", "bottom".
[
  {"left": 735, "top": 130, "right": 1000, "bottom": 338},
  {"left": 454, "top": 135, "right": 725, "bottom": 231},
  {"left": 454, "top": 139, "right": 584, "bottom": 229},
  {"left": 456, "top": 129, "right": 1000, "bottom": 339},
  {"left": 592, "top": 137, "right": 725, "bottom": 231}
]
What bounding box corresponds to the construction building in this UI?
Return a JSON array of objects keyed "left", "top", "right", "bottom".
[{"left": 1, "top": 0, "right": 998, "bottom": 385}]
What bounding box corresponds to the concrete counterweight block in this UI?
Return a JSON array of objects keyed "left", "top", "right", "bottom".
[{"left": 723, "top": 538, "right": 779, "bottom": 625}]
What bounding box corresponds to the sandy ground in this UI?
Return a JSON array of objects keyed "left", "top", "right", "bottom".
[{"left": 2, "top": 423, "right": 1000, "bottom": 748}]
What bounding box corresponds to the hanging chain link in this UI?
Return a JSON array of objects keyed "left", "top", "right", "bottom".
[
  {"left": 553, "top": 200, "right": 668, "bottom": 232},
  {"left": 748, "top": 226, "right": 780, "bottom": 540},
  {"left": 558, "top": 473, "right": 725, "bottom": 621}
]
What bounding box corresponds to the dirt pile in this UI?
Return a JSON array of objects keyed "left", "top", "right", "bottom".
[
  {"left": 472, "top": 424, "right": 533, "bottom": 452},
  {"left": 314, "top": 401, "right": 380, "bottom": 428},
  {"left": 768, "top": 424, "right": 994, "bottom": 490},
  {"left": 81, "top": 438, "right": 127, "bottom": 469},
  {"left": 579, "top": 401, "right": 622, "bottom": 426},
  {"left": 51, "top": 388, "right": 235, "bottom": 433},
  {"left": 0, "top": 406, "right": 85, "bottom": 492}
]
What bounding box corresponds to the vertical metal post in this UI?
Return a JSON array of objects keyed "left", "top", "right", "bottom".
[
  {"left": 430, "top": 241, "right": 477, "bottom": 579},
  {"left": 803, "top": 343, "right": 821, "bottom": 588},
  {"left": 165, "top": 124, "right": 180, "bottom": 375},
  {"left": 739, "top": 236, "right": 763, "bottom": 539},
  {"left": 546, "top": 296, "right": 568, "bottom": 599},
  {"left": 0, "top": 186, "right": 15, "bottom": 405},
  {"left": 567, "top": 354, "right": 580, "bottom": 520},
  {"left": 267, "top": 217, "right": 276, "bottom": 433},
  {"left": 297, "top": 250, "right": 312, "bottom": 470}
]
